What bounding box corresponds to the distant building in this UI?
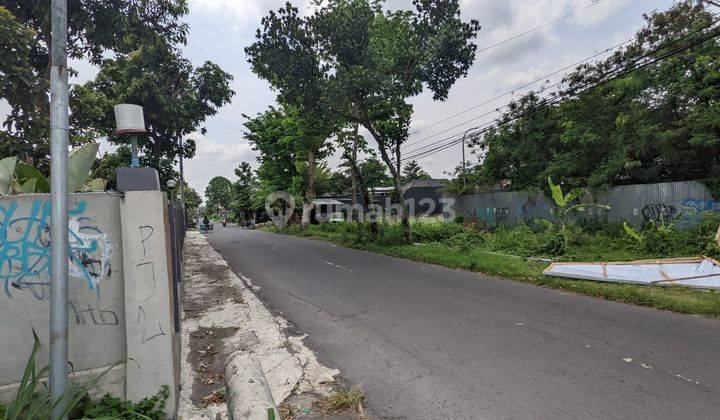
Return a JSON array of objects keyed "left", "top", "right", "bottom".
[
  {"left": 311, "top": 198, "right": 345, "bottom": 222},
  {"left": 402, "top": 179, "right": 448, "bottom": 216},
  {"left": 317, "top": 178, "right": 449, "bottom": 219}
]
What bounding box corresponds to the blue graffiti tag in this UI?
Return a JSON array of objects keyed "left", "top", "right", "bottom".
[{"left": 0, "top": 200, "right": 113, "bottom": 299}]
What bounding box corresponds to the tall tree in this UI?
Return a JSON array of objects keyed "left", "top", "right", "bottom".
[
  {"left": 233, "top": 162, "right": 258, "bottom": 221},
  {"left": 243, "top": 106, "right": 333, "bottom": 229},
  {"left": 401, "top": 160, "right": 431, "bottom": 184},
  {"left": 205, "top": 176, "right": 233, "bottom": 216},
  {"left": 71, "top": 41, "right": 234, "bottom": 174},
  {"left": 471, "top": 1, "right": 720, "bottom": 192},
  {"left": 360, "top": 156, "right": 392, "bottom": 190},
  {"left": 0, "top": 1, "right": 188, "bottom": 173},
  {"left": 246, "top": 0, "right": 480, "bottom": 241}
]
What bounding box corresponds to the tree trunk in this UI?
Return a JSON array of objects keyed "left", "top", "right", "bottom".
[
  {"left": 301, "top": 150, "right": 316, "bottom": 230},
  {"left": 362, "top": 121, "right": 410, "bottom": 243}
]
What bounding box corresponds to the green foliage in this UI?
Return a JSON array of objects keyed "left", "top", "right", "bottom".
[
  {"left": 71, "top": 42, "right": 234, "bottom": 169},
  {"left": 0, "top": 156, "right": 17, "bottom": 195},
  {"left": 623, "top": 222, "right": 644, "bottom": 246},
  {"left": 232, "top": 162, "right": 258, "bottom": 220},
  {"left": 246, "top": 0, "right": 480, "bottom": 237},
  {"left": 0, "top": 1, "right": 189, "bottom": 174},
  {"left": 401, "top": 161, "right": 430, "bottom": 184},
  {"left": 204, "top": 176, "right": 234, "bottom": 215},
  {"left": 359, "top": 157, "right": 392, "bottom": 189},
  {"left": 463, "top": 1, "right": 720, "bottom": 191},
  {"left": 0, "top": 144, "right": 102, "bottom": 195},
  {"left": 67, "top": 143, "right": 100, "bottom": 194},
  {"left": 69, "top": 385, "right": 170, "bottom": 419},
  {"left": 545, "top": 177, "right": 611, "bottom": 234},
  {"left": 2, "top": 330, "right": 109, "bottom": 420}
]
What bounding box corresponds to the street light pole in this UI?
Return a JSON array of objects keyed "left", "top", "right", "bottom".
[
  {"left": 49, "top": 0, "right": 70, "bottom": 417},
  {"left": 178, "top": 137, "right": 186, "bottom": 217},
  {"left": 461, "top": 126, "right": 481, "bottom": 189}
]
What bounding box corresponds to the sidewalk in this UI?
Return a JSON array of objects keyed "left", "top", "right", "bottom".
[{"left": 177, "top": 231, "right": 339, "bottom": 419}]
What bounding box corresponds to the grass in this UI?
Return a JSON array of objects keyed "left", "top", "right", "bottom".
[
  {"left": 264, "top": 217, "right": 720, "bottom": 318},
  {"left": 314, "top": 382, "right": 365, "bottom": 415}
]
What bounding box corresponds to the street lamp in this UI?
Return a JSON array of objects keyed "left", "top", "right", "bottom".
[
  {"left": 114, "top": 104, "right": 146, "bottom": 167},
  {"left": 167, "top": 180, "right": 177, "bottom": 202},
  {"left": 461, "top": 126, "right": 483, "bottom": 189}
]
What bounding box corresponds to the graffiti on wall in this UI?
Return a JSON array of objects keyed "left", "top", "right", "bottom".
[
  {"left": 0, "top": 200, "right": 114, "bottom": 299},
  {"left": 641, "top": 203, "right": 678, "bottom": 222},
  {"left": 682, "top": 199, "right": 720, "bottom": 213}
]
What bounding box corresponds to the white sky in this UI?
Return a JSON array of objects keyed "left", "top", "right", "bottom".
[{"left": 1, "top": 0, "right": 679, "bottom": 195}]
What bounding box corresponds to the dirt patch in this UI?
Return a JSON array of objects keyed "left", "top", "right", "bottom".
[
  {"left": 183, "top": 280, "right": 245, "bottom": 318},
  {"left": 186, "top": 326, "right": 236, "bottom": 406}
]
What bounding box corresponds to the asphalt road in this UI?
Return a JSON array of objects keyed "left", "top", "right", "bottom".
[{"left": 208, "top": 226, "right": 720, "bottom": 419}]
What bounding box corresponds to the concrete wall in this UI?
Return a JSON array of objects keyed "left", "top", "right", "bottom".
[
  {"left": 0, "top": 192, "right": 179, "bottom": 415},
  {"left": 453, "top": 180, "right": 719, "bottom": 228}
]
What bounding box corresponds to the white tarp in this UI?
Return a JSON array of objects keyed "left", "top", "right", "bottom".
[{"left": 543, "top": 257, "right": 720, "bottom": 290}]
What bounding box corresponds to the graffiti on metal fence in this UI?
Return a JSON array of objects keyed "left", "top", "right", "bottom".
[
  {"left": 494, "top": 207, "right": 510, "bottom": 225},
  {"left": 0, "top": 199, "right": 114, "bottom": 299},
  {"left": 641, "top": 203, "right": 677, "bottom": 222},
  {"left": 682, "top": 199, "right": 720, "bottom": 213}
]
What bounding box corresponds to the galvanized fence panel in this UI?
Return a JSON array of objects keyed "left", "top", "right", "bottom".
[{"left": 452, "top": 181, "right": 718, "bottom": 228}]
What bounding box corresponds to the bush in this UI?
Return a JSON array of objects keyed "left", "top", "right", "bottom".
[
  {"left": 442, "top": 230, "right": 486, "bottom": 251},
  {"left": 69, "top": 386, "right": 170, "bottom": 419}
]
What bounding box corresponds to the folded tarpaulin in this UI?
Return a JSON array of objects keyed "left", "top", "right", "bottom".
[{"left": 543, "top": 257, "right": 720, "bottom": 290}]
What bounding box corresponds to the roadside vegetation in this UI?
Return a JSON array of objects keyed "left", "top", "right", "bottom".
[
  {"left": 0, "top": 331, "right": 170, "bottom": 419},
  {"left": 267, "top": 213, "right": 720, "bottom": 318}
]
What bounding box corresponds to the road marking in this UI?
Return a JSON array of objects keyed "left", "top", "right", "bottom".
[{"left": 320, "top": 260, "right": 354, "bottom": 272}]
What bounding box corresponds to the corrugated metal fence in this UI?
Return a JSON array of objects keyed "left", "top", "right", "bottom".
[{"left": 452, "top": 181, "right": 719, "bottom": 228}]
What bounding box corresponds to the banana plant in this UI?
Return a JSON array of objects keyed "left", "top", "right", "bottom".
[
  {"left": 0, "top": 143, "right": 105, "bottom": 195},
  {"left": 548, "top": 177, "right": 611, "bottom": 230}
]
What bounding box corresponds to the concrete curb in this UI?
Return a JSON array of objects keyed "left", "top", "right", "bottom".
[{"left": 225, "top": 351, "right": 280, "bottom": 420}]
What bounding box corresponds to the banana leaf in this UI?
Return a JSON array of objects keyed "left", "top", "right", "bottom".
[
  {"left": 15, "top": 162, "right": 50, "bottom": 193},
  {"left": 0, "top": 156, "right": 18, "bottom": 195},
  {"left": 67, "top": 143, "right": 99, "bottom": 193}
]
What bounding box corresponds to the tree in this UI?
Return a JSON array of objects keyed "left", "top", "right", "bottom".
[
  {"left": 72, "top": 41, "right": 234, "bottom": 172},
  {"left": 205, "top": 176, "right": 233, "bottom": 216},
  {"left": 243, "top": 106, "right": 333, "bottom": 229},
  {"left": 246, "top": 0, "right": 480, "bottom": 242},
  {"left": 324, "top": 170, "right": 352, "bottom": 196},
  {"left": 470, "top": 1, "right": 720, "bottom": 192},
  {"left": 0, "top": 1, "right": 189, "bottom": 173},
  {"left": 244, "top": 107, "right": 300, "bottom": 213},
  {"left": 183, "top": 186, "right": 202, "bottom": 220},
  {"left": 359, "top": 157, "right": 392, "bottom": 190},
  {"left": 401, "top": 160, "right": 430, "bottom": 184},
  {"left": 233, "top": 162, "right": 258, "bottom": 221},
  {"left": 90, "top": 145, "right": 180, "bottom": 191}
]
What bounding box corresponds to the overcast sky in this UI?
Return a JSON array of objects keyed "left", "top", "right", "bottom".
[{"left": 2, "top": 0, "right": 678, "bottom": 195}]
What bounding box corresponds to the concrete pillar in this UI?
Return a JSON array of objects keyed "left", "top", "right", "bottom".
[{"left": 120, "top": 191, "right": 179, "bottom": 416}]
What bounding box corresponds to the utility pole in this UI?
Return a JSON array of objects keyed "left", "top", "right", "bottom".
[{"left": 49, "top": 0, "right": 70, "bottom": 417}]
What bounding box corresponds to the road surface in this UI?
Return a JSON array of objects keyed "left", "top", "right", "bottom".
[{"left": 208, "top": 227, "right": 720, "bottom": 419}]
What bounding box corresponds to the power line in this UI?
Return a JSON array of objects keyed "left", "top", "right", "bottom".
[
  {"left": 404, "top": 0, "right": 613, "bottom": 139},
  {"left": 476, "top": 0, "right": 608, "bottom": 55},
  {"left": 402, "top": 25, "right": 720, "bottom": 163},
  {"left": 405, "top": 7, "right": 719, "bottom": 145},
  {"left": 402, "top": 14, "right": 720, "bottom": 159}
]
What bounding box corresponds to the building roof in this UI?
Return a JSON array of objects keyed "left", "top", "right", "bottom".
[
  {"left": 313, "top": 198, "right": 344, "bottom": 206},
  {"left": 403, "top": 179, "right": 448, "bottom": 190}
]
